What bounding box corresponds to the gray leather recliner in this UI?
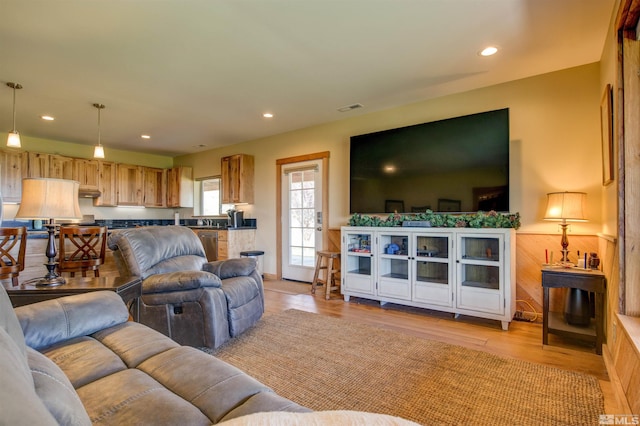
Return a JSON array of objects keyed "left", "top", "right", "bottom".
[{"left": 107, "top": 226, "right": 264, "bottom": 349}]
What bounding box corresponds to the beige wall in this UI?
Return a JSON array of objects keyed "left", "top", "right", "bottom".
[
  {"left": 176, "top": 63, "right": 604, "bottom": 275},
  {"left": 599, "top": 0, "right": 620, "bottom": 238}
]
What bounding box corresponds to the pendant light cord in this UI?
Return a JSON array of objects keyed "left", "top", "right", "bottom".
[
  {"left": 11, "top": 86, "right": 17, "bottom": 132},
  {"left": 93, "top": 103, "right": 105, "bottom": 147}
]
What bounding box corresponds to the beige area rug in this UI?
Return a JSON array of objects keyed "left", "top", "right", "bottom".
[
  {"left": 210, "top": 309, "right": 604, "bottom": 426},
  {"left": 263, "top": 280, "right": 312, "bottom": 295}
]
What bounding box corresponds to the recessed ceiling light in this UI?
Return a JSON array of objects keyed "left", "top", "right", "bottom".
[
  {"left": 263, "top": 113, "right": 274, "bottom": 118},
  {"left": 141, "top": 134, "right": 151, "bottom": 139},
  {"left": 479, "top": 46, "right": 498, "bottom": 56},
  {"left": 383, "top": 165, "right": 396, "bottom": 173},
  {"left": 40, "top": 115, "right": 55, "bottom": 121}
]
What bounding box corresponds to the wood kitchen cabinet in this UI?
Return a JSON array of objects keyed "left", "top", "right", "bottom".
[
  {"left": 0, "top": 149, "right": 24, "bottom": 202},
  {"left": 95, "top": 161, "right": 117, "bottom": 207},
  {"left": 25, "top": 152, "right": 49, "bottom": 178},
  {"left": 73, "top": 159, "right": 100, "bottom": 188},
  {"left": 25, "top": 152, "right": 73, "bottom": 179},
  {"left": 216, "top": 229, "right": 256, "bottom": 260},
  {"left": 167, "top": 166, "right": 193, "bottom": 208},
  {"left": 48, "top": 155, "right": 74, "bottom": 179},
  {"left": 143, "top": 167, "right": 167, "bottom": 208},
  {"left": 221, "top": 154, "right": 254, "bottom": 204},
  {"left": 116, "top": 164, "right": 144, "bottom": 206}
]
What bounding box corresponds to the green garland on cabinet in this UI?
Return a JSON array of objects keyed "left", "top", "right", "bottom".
[{"left": 348, "top": 210, "right": 521, "bottom": 229}]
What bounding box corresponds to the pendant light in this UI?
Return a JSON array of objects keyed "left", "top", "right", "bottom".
[
  {"left": 6, "top": 82, "right": 23, "bottom": 148},
  {"left": 93, "top": 103, "right": 105, "bottom": 159}
]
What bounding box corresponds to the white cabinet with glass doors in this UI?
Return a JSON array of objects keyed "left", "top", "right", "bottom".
[
  {"left": 455, "top": 231, "right": 515, "bottom": 329},
  {"left": 377, "top": 230, "right": 412, "bottom": 301},
  {"left": 413, "top": 231, "right": 454, "bottom": 308},
  {"left": 341, "top": 226, "right": 515, "bottom": 330},
  {"left": 342, "top": 229, "right": 376, "bottom": 298}
]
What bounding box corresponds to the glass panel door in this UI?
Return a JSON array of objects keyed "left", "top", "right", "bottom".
[{"left": 281, "top": 160, "right": 322, "bottom": 282}]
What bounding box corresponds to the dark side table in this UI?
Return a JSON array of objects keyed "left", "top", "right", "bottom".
[
  {"left": 541, "top": 268, "right": 606, "bottom": 354},
  {"left": 4, "top": 276, "right": 142, "bottom": 321}
]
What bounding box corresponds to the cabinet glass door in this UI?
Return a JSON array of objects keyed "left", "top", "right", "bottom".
[
  {"left": 377, "top": 231, "right": 411, "bottom": 300},
  {"left": 413, "top": 233, "right": 453, "bottom": 307},
  {"left": 343, "top": 230, "right": 375, "bottom": 295},
  {"left": 457, "top": 234, "right": 504, "bottom": 314}
]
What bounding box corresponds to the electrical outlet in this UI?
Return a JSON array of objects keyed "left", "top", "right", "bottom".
[{"left": 513, "top": 311, "right": 524, "bottom": 321}]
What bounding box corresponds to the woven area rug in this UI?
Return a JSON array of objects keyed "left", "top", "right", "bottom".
[{"left": 209, "top": 309, "right": 604, "bottom": 426}]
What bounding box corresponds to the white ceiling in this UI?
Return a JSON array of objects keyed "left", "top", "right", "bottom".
[{"left": 0, "top": 0, "right": 615, "bottom": 157}]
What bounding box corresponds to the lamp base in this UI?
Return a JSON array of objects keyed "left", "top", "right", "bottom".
[{"left": 34, "top": 276, "right": 66, "bottom": 287}]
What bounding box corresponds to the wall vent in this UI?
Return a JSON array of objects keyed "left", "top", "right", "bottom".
[{"left": 337, "top": 103, "right": 363, "bottom": 112}]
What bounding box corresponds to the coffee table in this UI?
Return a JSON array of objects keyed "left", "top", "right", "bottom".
[{"left": 4, "top": 276, "right": 142, "bottom": 320}]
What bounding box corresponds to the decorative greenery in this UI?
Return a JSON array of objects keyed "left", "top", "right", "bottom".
[{"left": 348, "top": 210, "right": 521, "bottom": 229}]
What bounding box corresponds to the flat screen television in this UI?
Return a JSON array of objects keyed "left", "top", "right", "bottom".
[{"left": 349, "top": 108, "right": 510, "bottom": 214}]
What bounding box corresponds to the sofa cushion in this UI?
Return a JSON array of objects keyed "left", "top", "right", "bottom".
[
  {"left": 27, "top": 347, "right": 92, "bottom": 425},
  {"left": 91, "top": 321, "right": 181, "bottom": 367},
  {"left": 220, "top": 276, "right": 259, "bottom": 308},
  {"left": 0, "top": 327, "right": 58, "bottom": 425},
  {"left": 77, "top": 368, "right": 212, "bottom": 425},
  {"left": 136, "top": 346, "right": 277, "bottom": 423},
  {"left": 42, "top": 336, "right": 128, "bottom": 389},
  {"left": 17, "top": 291, "right": 130, "bottom": 350},
  {"left": 0, "top": 282, "right": 27, "bottom": 357}
]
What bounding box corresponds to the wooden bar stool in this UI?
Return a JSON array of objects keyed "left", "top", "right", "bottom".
[{"left": 311, "top": 250, "right": 341, "bottom": 300}]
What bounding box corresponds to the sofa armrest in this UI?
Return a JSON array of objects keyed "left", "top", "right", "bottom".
[
  {"left": 15, "top": 291, "right": 130, "bottom": 350},
  {"left": 203, "top": 258, "right": 257, "bottom": 280}
]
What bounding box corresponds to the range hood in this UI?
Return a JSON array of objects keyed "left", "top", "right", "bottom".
[{"left": 78, "top": 185, "right": 101, "bottom": 198}]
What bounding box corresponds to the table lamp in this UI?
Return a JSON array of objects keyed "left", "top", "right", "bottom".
[
  {"left": 15, "top": 178, "right": 82, "bottom": 286},
  {"left": 543, "top": 191, "right": 587, "bottom": 264}
]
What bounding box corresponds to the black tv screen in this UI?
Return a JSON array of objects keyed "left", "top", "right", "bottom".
[{"left": 349, "top": 108, "right": 510, "bottom": 214}]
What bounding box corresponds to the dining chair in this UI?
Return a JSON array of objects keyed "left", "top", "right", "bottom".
[
  {"left": 0, "top": 227, "right": 28, "bottom": 287},
  {"left": 57, "top": 225, "right": 108, "bottom": 277}
]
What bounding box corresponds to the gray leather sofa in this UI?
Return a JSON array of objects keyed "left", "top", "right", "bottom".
[
  {"left": 0, "top": 285, "right": 309, "bottom": 425},
  {"left": 108, "top": 226, "right": 263, "bottom": 349}
]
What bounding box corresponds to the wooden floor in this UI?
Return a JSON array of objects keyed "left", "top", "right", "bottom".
[{"left": 263, "top": 279, "right": 628, "bottom": 415}]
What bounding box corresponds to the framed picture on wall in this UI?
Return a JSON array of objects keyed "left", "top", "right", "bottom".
[
  {"left": 385, "top": 200, "right": 404, "bottom": 213},
  {"left": 600, "top": 84, "right": 614, "bottom": 186},
  {"left": 437, "top": 198, "right": 461, "bottom": 212}
]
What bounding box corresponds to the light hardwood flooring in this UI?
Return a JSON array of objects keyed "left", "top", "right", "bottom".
[{"left": 262, "top": 279, "right": 628, "bottom": 415}]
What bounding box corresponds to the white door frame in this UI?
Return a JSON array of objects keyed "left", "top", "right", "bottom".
[{"left": 276, "top": 151, "right": 330, "bottom": 280}]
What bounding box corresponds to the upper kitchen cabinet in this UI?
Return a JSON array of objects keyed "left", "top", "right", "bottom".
[
  {"left": 73, "top": 158, "right": 100, "bottom": 188},
  {"left": 49, "top": 155, "right": 74, "bottom": 179},
  {"left": 94, "top": 161, "right": 117, "bottom": 207},
  {"left": 0, "top": 149, "right": 23, "bottom": 202},
  {"left": 143, "top": 167, "right": 167, "bottom": 208},
  {"left": 24, "top": 152, "right": 49, "bottom": 178},
  {"left": 167, "top": 166, "right": 194, "bottom": 208},
  {"left": 116, "top": 164, "right": 143, "bottom": 206},
  {"left": 221, "top": 154, "right": 254, "bottom": 204},
  {"left": 24, "top": 152, "right": 73, "bottom": 179}
]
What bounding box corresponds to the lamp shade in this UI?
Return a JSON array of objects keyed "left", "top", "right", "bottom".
[
  {"left": 15, "top": 178, "right": 82, "bottom": 220},
  {"left": 544, "top": 192, "right": 587, "bottom": 222},
  {"left": 7, "top": 131, "right": 21, "bottom": 148},
  {"left": 93, "top": 144, "right": 105, "bottom": 159}
]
